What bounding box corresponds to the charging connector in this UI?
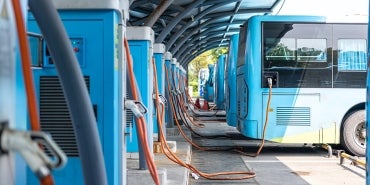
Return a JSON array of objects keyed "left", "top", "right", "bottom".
[
  {"left": 267, "top": 77, "right": 272, "bottom": 88},
  {"left": 0, "top": 125, "right": 67, "bottom": 179},
  {"left": 263, "top": 71, "right": 278, "bottom": 88},
  {"left": 125, "top": 100, "right": 147, "bottom": 118},
  {"left": 0, "top": 121, "right": 9, "bottom": 155},
  {"left": 152, "top": 94, "right": 167, "bottom": 105}
]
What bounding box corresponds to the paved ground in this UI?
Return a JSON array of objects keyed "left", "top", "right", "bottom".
[
  {"left": 242, "top": 146, "right": 365, "bottom": 185},
  {"left": 127, "top": 121, "right": 365, "bottom": 185},
  {"left": 188, "top": 122, "right": 365, "bottom": 185}
]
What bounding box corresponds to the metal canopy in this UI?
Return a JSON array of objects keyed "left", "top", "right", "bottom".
[{"left": 129, "top": 0, "right": 283, "bottom": 66}]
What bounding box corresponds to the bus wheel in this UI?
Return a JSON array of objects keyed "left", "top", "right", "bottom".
[{"left": 341, "top": 110, "right": 366, "bottom": 157}]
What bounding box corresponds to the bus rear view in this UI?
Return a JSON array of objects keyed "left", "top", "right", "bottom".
[{"left": 236, "top": 15, "right": 367, "bottom": 156}]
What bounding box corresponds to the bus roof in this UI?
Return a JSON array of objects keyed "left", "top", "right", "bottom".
[{"left": 249, "top": 15, "right": 368, "bottom": 24}]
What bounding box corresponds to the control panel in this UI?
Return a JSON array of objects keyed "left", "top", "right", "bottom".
[{"left": 44, "top": 37, "right": 85, "bottom": 67}]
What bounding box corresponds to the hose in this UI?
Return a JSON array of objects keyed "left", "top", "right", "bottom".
[
  {"left": 11, "top": 0, "right": 40, "bottom": 131},
  {"left": 39, "top": 175, "right": 54, "bottom": 185},
  {"left": 165, "top": 65, "right": 273, "bottom": 157},
  {"left": 177, "top": 95, "right": 231, "bottom": 139},
  {"left": 177, "top": 73, "right": 222, "bottom": 121},
  {"left": 28, "top": 1, "right": 107, "bottom": 184},
  {"left": 165, "top": 66, "right": 232, "bottom": 150},
  {"left": 156, "top": 64, "right": 256, "bottom": 180},
  {"left": 234, "top": 78, "right": 273, "bottom": 157},
  {"left": 11, "top": 0, "right": 54, "bottom": 184},
  {"left": 179, "top": 73, "right": 220, "bottom": 116},
  {"left": 167, "top": 68, "right": 232, "bottom": 139},
  {"left": 124, "top": 38, "right": 160, "bottom": 185},
  {"left": 151, "top": 58, "right": 165, "bottom": 143}
]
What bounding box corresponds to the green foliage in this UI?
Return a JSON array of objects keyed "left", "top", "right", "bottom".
[
  {"left": 266, "top": 43, "right": 294, "bottom": 57},
  {"left": 188, "top": 81, "right": 198, "bottom": 92},
  {"left": 210, "top": 47, "right": 228, "bottom": 61},
  {"left": 187, "top": 47, "right": 228, "bottom": 97}
]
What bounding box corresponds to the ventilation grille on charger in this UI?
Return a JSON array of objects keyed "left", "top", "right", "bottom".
[
  {"left": 126, "top": 90, "right": 134, "bottom": 128},
  {"left": 39, "top": 76, "right": 90, "bottom": 157}
]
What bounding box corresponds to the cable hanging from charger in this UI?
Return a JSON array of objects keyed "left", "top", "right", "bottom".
[
  {"left": 11, "top": 0, "right": 55, "bottom": 184},
  {"left": 124, "top": 38, "right": 160, "bottom": 185},
  {"left": 152, "top": 60, "right": 256, "bottom": 180},
  {"left": 165, "top": 64, "right": 274, "bottom": 158}
]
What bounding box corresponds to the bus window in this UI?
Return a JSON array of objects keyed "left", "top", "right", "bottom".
[
  {"left": 262, "top": 23, "right": 332, "bottom": 88},
  {"left": 237, "top": 23, "right": 248, "bottom": 67},
  {"left": 265, "top": 38, "right": 296, "bottom": 61},
  {"left": 297, "top": 39, "right": 327, "bottom": 62},
  {"left": 337, "top": 39, "right": 367, "bottom": 71}
]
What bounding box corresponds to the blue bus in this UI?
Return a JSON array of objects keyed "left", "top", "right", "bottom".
[
  {"left": 225, "top": 34, "right": 239, "bottom": 127},
  {"left": 236, "top": 15, "right": 367, "bottom": 156}
]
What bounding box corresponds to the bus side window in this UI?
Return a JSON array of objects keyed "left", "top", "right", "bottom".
[
  {"left": 337, "top": 39, "right": 367, "bottom": 71},
  {"left": 297, "top": 39, "right": 327, "bottom": 62},
  {"left": 265, "top": 38, "right": 296, "bottom": 61},
  {"left": 338, "top": 51, "right": 367, "bottom": 71},
  {"left": 334, "top": 39, "right": 367, "bottom": 88}
]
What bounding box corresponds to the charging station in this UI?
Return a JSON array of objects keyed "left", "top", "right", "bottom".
[
  {"left": 215, "top": 55, "right": 226, "bottom": 109},
  {"left": 153, "top": 43, "right": 166, "bottom": 135},
  {"left": 165, "top": 52, "right": 175, "bottom": 128},
  {"left": 225, "top": 34, "right": 239, "bottom": 127},
  {"left": 175, "top": 62, "right": 186, "bottom": 106},
  {"left": 126, "top": 26, "right": 154, "bottom": 153},
  {"left": 27, "top": 1, "right": 127, "bottom": 184},
  {"left": 172, "top": 59, "right": 179, "bottom": 91},
  {"left": 179, "top": 66, "right": 187, "bottom": 101},
  {"left": 171, "top": 59, "right": 182, "bottom": 120}
]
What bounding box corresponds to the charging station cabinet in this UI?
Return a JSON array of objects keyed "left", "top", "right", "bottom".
[
  {"left": 27, "top": 3, "right": 126, "bottom": 184},
  {"left": 178, "top": 66, "right": 186, "bottom": 101},
  {"left": 126, "top": 26, "right": 154, "bottom": 152},
  {"left": 153, "top": 43, "right": 166, "bottom": 135},
  {"left": 215, "top": 55, "right": 226, "bottom": 109},
  {"left": 164, "top": 52, "right": 175, "bottom": 128},
  {"left": 171, "top": 59, "right": 182, "bottom": 120},
  {"left": 171, "top": 59, "right": 178, "bottom": 91},
  {"left": 178, "top": 64, "right": 185, "bottom": 97},
  {"left": 174, "top": 61, "right": 180, "bottom": 92},
  {"left": 225, "top": 34, "right": 239, "bottom": 127}
]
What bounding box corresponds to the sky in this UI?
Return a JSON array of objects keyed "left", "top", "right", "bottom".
[{"left": 276, "top": 0, "right": 368, "bottom": 17}]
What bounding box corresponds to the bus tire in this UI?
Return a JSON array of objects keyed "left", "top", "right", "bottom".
[{"left": 341, "top": 110, "right": 366, "bottom": 156}]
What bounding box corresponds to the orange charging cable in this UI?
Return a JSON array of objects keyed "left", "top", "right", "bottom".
[
  {"left": 11, "top": 0, "right": 54, "bottom": 184},
  {"left": 124, "top": 38, "right": 160, "bottom": 185},
  {"left": 152, "top": 59, "right": 256, "bottom": 180}
]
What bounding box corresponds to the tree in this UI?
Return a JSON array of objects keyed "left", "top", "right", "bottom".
[{"left": 187, "top": 47, "right": 228, "bottom": 97}]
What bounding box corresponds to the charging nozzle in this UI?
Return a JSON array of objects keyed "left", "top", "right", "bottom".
[
  {"left": 0, "top": 123, "right": 67, "bottom": 179},
  {"left": 267, "top": 78, "right": 272, "bottom": 88},
  {"left": 125, "top": 100, "right": 147, "bottom": 118},
  {"left": 152, "top": 94, "right": 167, "bottom": 105},
  {"left": 263, "top": 71, "right": 278, "bottom": 88}
]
